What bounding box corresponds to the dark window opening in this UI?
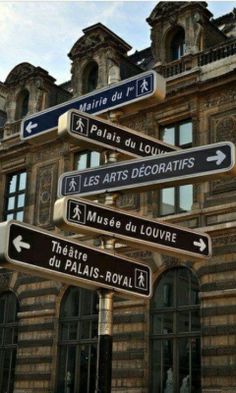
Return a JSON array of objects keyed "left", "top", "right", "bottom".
[
  {"left": 15, "top": 89, "right": 29, "bottom": 120},
  {"left": 150, "top": 267, "right": 201, "bottom": 393},
  {"left": 0, "top": 292, "right": 19, "bottom": 393},
  {"left": 82, "top": 62, "right": 98, "bottom": 94},
  {"left": 57, "top": 287, "right": 98, "bottom": 393},
  {"left": 170, "top": 28, "right": 185, "bottom": 61}
]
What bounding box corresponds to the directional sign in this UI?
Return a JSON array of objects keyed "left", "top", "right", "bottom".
[
  {"left": 58, "top": 109, "right": 178, "bottom": 158},
  {"left": 58, "top": 142, "right": 236, "bottom": 198},
  {"left": 20, "top": 70, "right": 165, "bottom": 144},
  {"left": 54, "top": 197, "right": 212, "bottom": 260},
  {"left": 0, "top": 221, "right": 151, "bottom": 299}
]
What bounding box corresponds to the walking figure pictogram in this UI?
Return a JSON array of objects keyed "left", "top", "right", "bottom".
[
  {"left": 69, "top": 177, "right": 77, "bottom": 192},
  {"left": 72, "top": 204, "right": 83, "bottom": 220},
  {"left": 138, "top": 271, "right": 145, "bottom": 287},
  {"left": 75, "top": 117, "right": 85, "bottom": 133},
  {"left": 140, "top": 78, "right": 149, "bottom": 93}
]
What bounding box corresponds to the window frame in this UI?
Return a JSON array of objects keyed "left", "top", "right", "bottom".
[
  {"left": 0, "top": 291, "right": 19, "bottom": 393},
  {"left": 74, "top": 150, "right": 100, "bottom": 171},
  {"left": 150, "top": 267, "right": 201, "bottom": 393},
  {"left": 4, "top": 170, "right": 27, "bottom": 221},
  {"left": 158, "top": 119, "right": 193, "bottom": 216},
  {"left": 56, "top": 287, "right": 98, "bottom": 393}
]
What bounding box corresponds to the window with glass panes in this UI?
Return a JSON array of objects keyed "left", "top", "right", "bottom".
[
  {"left": 150, "top": 267, "right": 201, "bottom": 393},
  {"left": 4, "top": 171, "right": 27, "bottom": 221},
  {"left": 159, "top": 120, "right": 193, "bottom": 216},
  {"left": 0, "top": 292, "right": 18, "bottom": 393},
  {"left": 74, "top": 150, "right": 100, "bottom": 171},
  {"left": 57, "top": 287, "right": 98, "bottom": 393}
]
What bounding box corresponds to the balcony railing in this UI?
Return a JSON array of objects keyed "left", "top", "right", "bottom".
[
  {"left": 157, "top": 37, "right": 236, "bottom": 78},
  {"left": 197, "top": 38, "right": 236, "bottom": 66},
  {"left": 160, "top": 58, "right": 186, "bottom": 78},
  {"left": 3, "top": 120, "right": 21, "bottom": 139}
]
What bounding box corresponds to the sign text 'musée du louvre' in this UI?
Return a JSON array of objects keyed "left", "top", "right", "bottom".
[
  {"left": 58, "top": 142, "right": 236, "bottom": 198},
  {"left": 54, "top": 197, "right": 212, "bottom": 260},
  {"left": 20, "top": 70, "right": 165, "bottom": 143},
  {"left": 0, "top": 221, "right": 152, "bottom": 299},
  {"left": 58, "top": 110, "right": 178, "bottom": 158}
]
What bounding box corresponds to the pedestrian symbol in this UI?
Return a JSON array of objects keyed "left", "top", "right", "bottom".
[
  {"left": 134, "top": 268, "right": 148, "bottom": 291},
  {"left": 68, "top": 201, "right": 86, "bottom": 224},
  {"left": 137, "top": 75, "right": 152, "bottom": 97},
  {"left": 65, "top": 176, "right": 81, "bottom": 195},
  {"left": 72, "top": 113, "right": 89, "bottom": 136}
]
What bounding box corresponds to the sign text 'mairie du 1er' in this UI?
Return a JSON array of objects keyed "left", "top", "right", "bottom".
[
  {"left": 21, "top": 70, "right": 165, "bottom": 144},
  {"left": 0, "top": 221, "right": 152, "bottom": 299},
  {"left": 58, "top": 142, "right": 236, "bottom": 198}
]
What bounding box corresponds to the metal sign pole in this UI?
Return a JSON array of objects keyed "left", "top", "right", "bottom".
[
  {"left": 95, "top": 288, "right": 114, "bottom": 393},
  {"left": 95, "top": 118, "right": 120, "bottom": 393}
]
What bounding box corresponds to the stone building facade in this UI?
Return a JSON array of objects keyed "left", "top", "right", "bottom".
[{"left": 0, "top": 2, "right": 236, "bottom": 393}]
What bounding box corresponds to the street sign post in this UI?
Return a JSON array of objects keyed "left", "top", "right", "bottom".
[
  {"left": 54, "top": 197, "right": 212, "bottom": 260},
  {"left": 20, "top": 70, "right": 165, "bottom": 144},
  {"left": 0, "top": 221, "right": 152, "bottom": 299},
  {"left": 58, "top": 142, "right": 236, "bottom": 198},
  {"left": 58, "top": 109, "right": 178, "bottom": 158}
]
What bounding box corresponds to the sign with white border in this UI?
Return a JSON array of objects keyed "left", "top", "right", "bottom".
[
  {"left": 0, "top": 221, "right": 152, "bottom": 299},
  {"left": 54, "top": 197, "right": 212, "bottom": 260}
]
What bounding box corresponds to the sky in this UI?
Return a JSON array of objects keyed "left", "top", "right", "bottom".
[{"left": 0, "top": 1, "right": 235, "bottom": 85}]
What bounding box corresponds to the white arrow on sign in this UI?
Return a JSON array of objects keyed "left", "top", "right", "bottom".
[
  {"left": 193, "top": 238, "right": 206, "bottom": 252},
  {"left": 26, "top": 121, "right": 38, "bottom": 134},
  {"left": 206, "top": 150, "right": 226, "bottom": 166},
  {"left": 13, "top": 235, "right": 31, "bottom": 253}
]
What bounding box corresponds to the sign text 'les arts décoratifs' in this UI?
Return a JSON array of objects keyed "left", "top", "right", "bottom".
[{"left": 58, "top": 142, "right": 236, "bottom": 198}]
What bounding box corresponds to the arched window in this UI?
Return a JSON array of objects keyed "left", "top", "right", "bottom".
[
  {"left": 57, "top": 287, "right": 98, "bottom": 393},
  {"left": 15, "top": 89, "right": 29, "bottom": 120},
  {"left": 170, "top": 28, "right": 185, "bottom": 61},
  {"left": 82, "top": 61, "right": 98, "bottom": 94},
  {"left": 150, "top": 267, "right": 201, "bottom": 393},
  {"left": 0, "top": 291, "right": 19, "bottom": 393}
]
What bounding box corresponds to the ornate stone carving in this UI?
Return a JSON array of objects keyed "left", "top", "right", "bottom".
[
  {"left": 108, "top": 58, "right": 120, "bottom": 85},
  {"left": 69, "top": 33, "right": 104, "bottom": 58},
  {"left": 215, "top": 116, "right": 236, "bottom": 143},
  {"left": 35, "top": 163, "right": 58, "bottom": 226},
  {"left": 193, "top": 12, "right": 204, "bottom": 51},
  {"left": 116, "top": 193, "right": 140, "bottom": 211},
  {"left": 202, "top": 90, "right": 236, "bottom": 109},
  {"left": 212, "top": 234, "right": 236, "bottom": 247},
  {"left": 148, "top": 2, "right": 186, "bottom": 23},
  {"left": 209, "top": 113, "right": 236, "bottom": 193},
  {"left": 32, "top": 144, "right": 69, "bottom": 164},
  {"left": 5, "top": 62, "right": 35, "bottom": 84},
  {"left": 0, "top": 271, "right": 11, "bottom": 291},
  {"left": 121, "top": 113, "right": 150, "bottom": 134}
]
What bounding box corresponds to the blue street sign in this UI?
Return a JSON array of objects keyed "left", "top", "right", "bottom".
[{"left": 20, "top": 70, "right": 165, "bottom": 143}]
